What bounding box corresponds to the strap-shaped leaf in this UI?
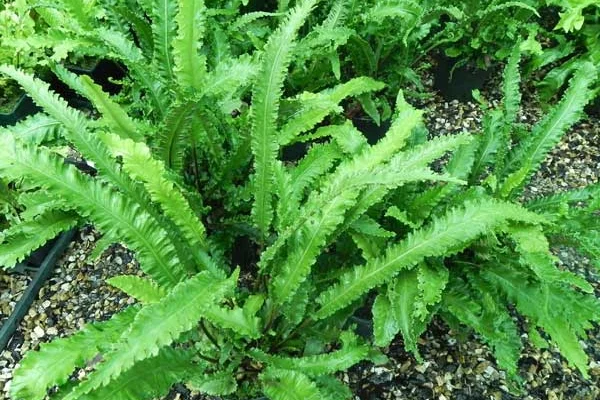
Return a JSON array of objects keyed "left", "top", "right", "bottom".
[
  {"left": 500, "top": 61, "right": 597, "bottom": 196},
  {"left": 62, "top": 270, "right": 237, "bottom": 399},
  {"left": 279, "top": 77, "right": 385, "bottom": 145},
  {"left": 508, "top": 225, "right": 592, "bottom": 292},
  {"left": 0, "top": 135, "right": 186, "bottom": 287},
  {"left": 10, "top": 307, "right": 139, "bottom": 400},
  {"left": 443, "top": 275, "right": 522, "bottom": 379},
  {"left": 52, "top": 65, "right": 143, "bottom": 141},
  {"left": 173, "top": 0, "right": 207, "bottom": 90},
  {"left": 107, "top": 275, "right": 166, "bottom": 304},
  {"left": 315, "top": 199, "right": 546, "bottom": 319},
  {"left": 152, "top": 0, "right": 178, "bottom": 82},
  {"left": 81, "top": 348, "right": 194, "bottom": 400},
  {"left": 250, "top": 0, "right": 317, "bottom": 238},
  {"left": 481, "top": 265, "right": 600, "bottom": 378},
  {"left": 155, "top": 101, "right": 196, "bottom": 171},
  {"left": 101, "top": 133, "right": 208, "bottom": 253},
  {"left": 262, "top": 368, "right": 322, "bottom": 400},
  {"left": 0, "top": 211, "right": 78, "bottom": 269},
  {"left": 372, "top": 292, "right": 399, "bottom": 347},
  {"left": 388, "top": 270, "right": 423, "bottom": 359},
  {"left": 187, "top": 371, "right": 237, "bottom": 396},
  {"left": 0, "top": 113, "right": 64, "bottom": 145},
  {"left": 251, "top": 332, "right": 368, "bottom": 377}
]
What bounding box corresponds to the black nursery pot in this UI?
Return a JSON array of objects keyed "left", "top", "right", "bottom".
[
  {"left": 586, "top": 96, "right": 600, "bottom": 117},
  {"left": 0, "top": 93, "right": 40, "bottom": 126},
  {"left": 433, "top": 55, "right": 491, "bottom": 102}
]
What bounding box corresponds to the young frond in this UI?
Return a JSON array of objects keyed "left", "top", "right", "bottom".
[
  {"left": 173, "top": 0, "right": 207, "bottom": 91},
  {"left": 250, "top": 0, "right": 318, "bottom": 238}
]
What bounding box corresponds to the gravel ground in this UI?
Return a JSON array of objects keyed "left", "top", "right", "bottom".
[{"left": 0, "top": 71, "right": 598, "bottom": 399}]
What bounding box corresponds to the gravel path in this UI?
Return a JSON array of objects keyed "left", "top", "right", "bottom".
[{"left": 0, "top": 73, "right": 598, "bottom": 400}]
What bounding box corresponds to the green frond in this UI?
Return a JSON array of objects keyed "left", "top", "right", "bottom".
[
  {"left": 276, "top": 143, "right": 342, "bottom": 231},
  {"left": 387, "top": 269, "right": 424, "bottom": 359},
  {"left": 101, "top": 133, "right": 209, "bottom": 261},
  {"left": 0, "top": 135, "right": 187, "bottom": 287},
  {"left": 502, "top": 45, "right": 522, "bottom": 130},
  {"left": 18, "top": 191, "right": 67, "bottom": 222},
  {"left": 508, "top": 224, "right": 592, "bottom": 291},
  {"left": 261, "top": 368, "right": 322, "bottom": 400},
  {"left": 200, "top": 54, "right": 257, "bottom": 99},
  {"left": 250, "top": 0, "right": 318, "bottom": 238},
  {"left": 410, "top": 140, "right": 478, "bottom": 222},
  {"left": 315, "top": 199, "right": 545, "bottom": 319},
  {"left": 95, "top": 28, "right": 166, "bottom": 117},
  {"left": 482, "top": 265, "right": 600, "bottom": 378},
  {"left": 61, "top": 270, "right": 236, "bottom": 399},
  {"left": 107, "top": 275, "right": 167, "bottom": 304},
  {"left": 0, "top": 66, "right": 153, "bottom": 209},
  {"left": 173, "top": 0, "right": 207, "bottom": 91},
  {"left": 0, "top": 211, "right": 78, "bottom": 269},
  {"left": 187, "top": 371, "right": 237, "bottom": 396},
  {"left": 81, "top": 348, "right": 194, "bottom": 400},
  {"left": 494, "top": 45, "right": 522, "bottom": 175},
  {"left": 443, "top": 275, "right": 522, "bottom": 379},
  {"left": 155, "top": 101, "right": 196, "bottom": 171},
  {"left": 10, "top": 307, "right": 139, "bottom": 400},
  {"left": 89, "top": 234, "right": 115, "bottom": 260},
  {"left": 279, "top": 78, "right": 384, "bottom": 145},
  {"left": 52, "top": 65, "right": 144, "bottom": 142},
  {"left": 372, "top": 291, "right": 399, "bottom": 347},
  {"left": 0, "top": 113, "right": 64, "bottom": 145},
  {"left": 314, "top": 376, "right": 353, "bottom": 400},
  {"left": 252, "top": 332, "right": 368, "bottom": 376},
  {"left": 331, "top": 122, "right": 368, "bottom": 155},
  {"left": 500, "top": 62, "right": 598, "bottom": 197},
  {"left": 152, "top": 0, "right": 178, "bottom": 82},
  {"left": 203, "top": 295, "right": 264, "bottom": 339}
]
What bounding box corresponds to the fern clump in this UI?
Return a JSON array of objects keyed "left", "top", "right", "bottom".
[{"left": 0, "top": 1, "right": 599, "bottom": 399}]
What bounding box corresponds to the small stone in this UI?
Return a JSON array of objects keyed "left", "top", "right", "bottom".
[{"left": 33, "top": 326, "right": 45, "bottom": 338}]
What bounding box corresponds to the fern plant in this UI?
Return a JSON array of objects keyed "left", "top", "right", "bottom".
[{"left": 1, "top": 2, "right": 599, "bottom": 400}]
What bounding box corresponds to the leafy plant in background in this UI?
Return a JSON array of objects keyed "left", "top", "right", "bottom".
[
  {"left": 0, "top": 1, "right": 599, "bottom": 400},
  {"left": 529, "top": 0, "right": 599, "bottom": 104}
]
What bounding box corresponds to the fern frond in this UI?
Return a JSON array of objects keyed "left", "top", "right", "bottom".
[
  {"left": 0, "top": 66, "right": 152, "bottom": 208},
  {"left": 387, "top": 269, "right": 424, "bottom": 359},
  {"left": 250, "top": 0, "right": 318, "bottom": 238},
  {"left": 94, "top": 28, "right": 166, "bottom": 117},
  {"left": 152, "top": 0, "right": 178, "bottom": 82},
  {"left": 107, "top": 275, "right": 167, "bottom": 304},
  {"left": 52, "top": 65, "right": 144, "bottom": 141},
  {"left": 173, "top": 0, "right": 207, "bottom": 91},
  {"left": 482, "top": 265, "right": 600, "bottom": 377},
  {"left": 500, "top": 62, "right": 598, "bottom": 197},
  {"left": 251, "top": 331, "right": 368, "bottom": 376},
  {"left": 508, "top": 224, "right": 592, "bottom": 291},
  {"left": 200, "top": 54, "right": 257, "bottom": 99},
  {"left": 62, "top": 270, "right": 237, "bottom": 399},
  {"left": 372, "top": 291, "right": 399, "bottom": 347},
  {"left": 18, "top": 191, "right": 67, "bottom": 222},
  {"left": 101, "top": 133, "right": 209, "bottom": 262},
  {"left": 187, "top": 370, "right": 237, "bottom": 396},
  {"left": 10, "top": 307, "right": 139, "bottom": 400},
  {"left": 443, "top": 275, "right": 522, "bottom": 379},
  {"left": 315, "top": 199, "right": 545, "bottom": 319},
  {"left": 0, "top": 114, "right": 64, "bottom": 145},
  {"left": 155, "top": 101, "right": 196, "bottom": 171},
  {"left": 279, "top": 77, "right": 384, "bottom": 145},
  {"left": 81, "top": 348, "right": 194, "bottom": 400},
  {"left": 0, "top": 211, "right": 78, "bottom": 269},
  {"left": 0, "top": 135, "right": 187, "bottom": 287},
  {"left": 276, "top": 143, "right": 342, "bottom": 231},
  {"left": 204, "top": 295, "right": 264, "bottom": 339},
  {"left": 261, "top": 368, "right": 322, "bottom": 400}
]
